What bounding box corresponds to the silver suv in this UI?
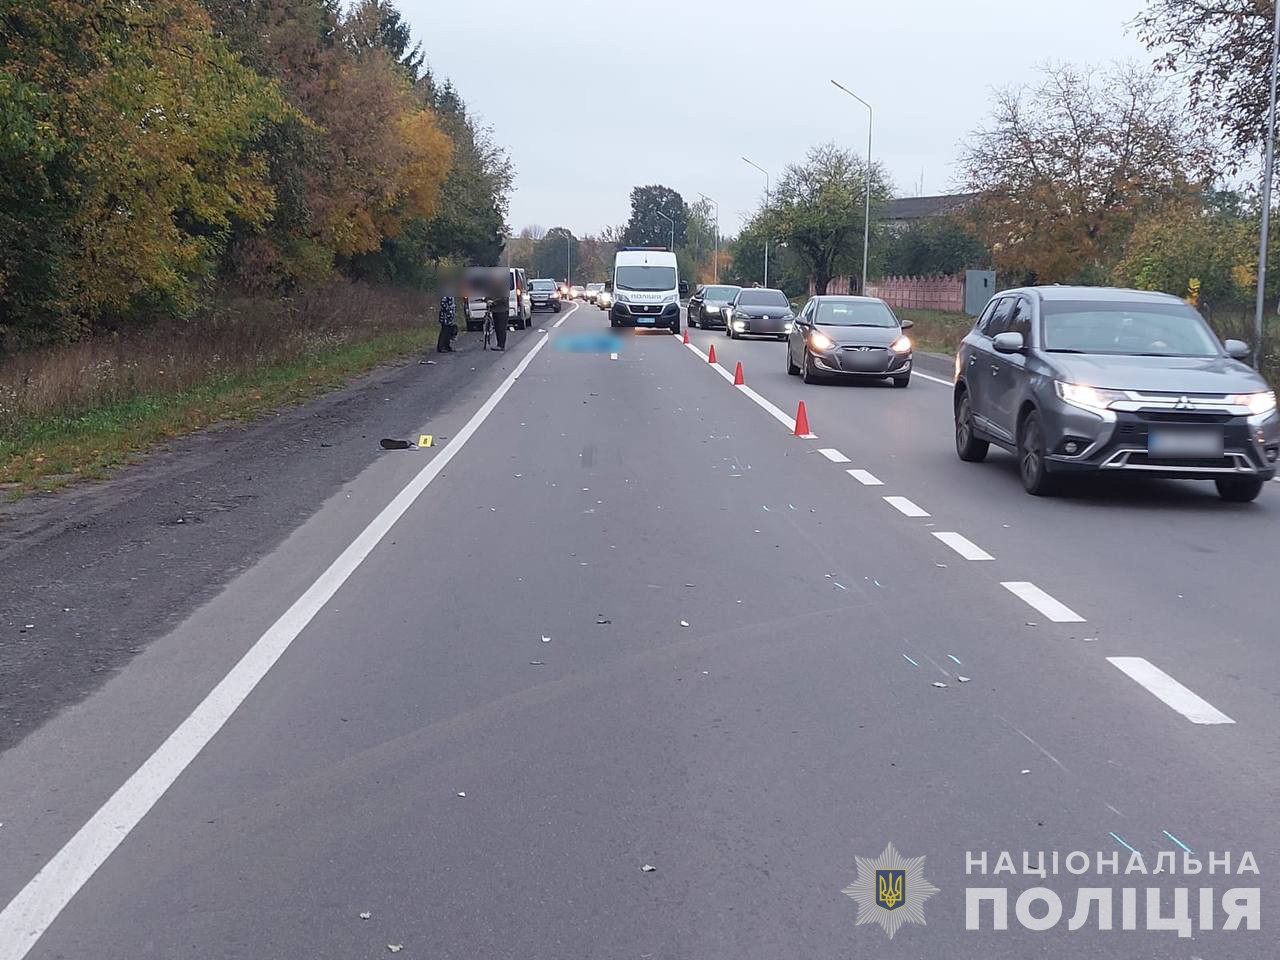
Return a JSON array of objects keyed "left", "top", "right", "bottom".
[{"left": 953, "top": 286, "right": 1279, "bottom": 501}]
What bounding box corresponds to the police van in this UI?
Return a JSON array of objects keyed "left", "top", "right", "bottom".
[{"left": 608, "top": 248, "right": 687, "bottom": 334}]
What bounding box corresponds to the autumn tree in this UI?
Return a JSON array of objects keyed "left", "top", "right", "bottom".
[
  {"left": 960, "top": 62, "right": 1211, "bottom": 285},
  {"left": 1137, "top": 0, "right": 1276, "bottom": 165},
  {"left": 1, "top": 0, "right": 286, "bottom": 342},
  {"left": 770, "top": 143, "right": 893, "bottom": 294},
  {"left": 882, "top": 215, "right": 990, "bottom": 277}
]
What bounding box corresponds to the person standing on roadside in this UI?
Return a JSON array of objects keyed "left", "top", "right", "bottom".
[
  {"left": 489, "top": 270, "right": 509, "bottom": 351},
  {"left": 436, "top": 281, "right": 458, "bottom": 353}
]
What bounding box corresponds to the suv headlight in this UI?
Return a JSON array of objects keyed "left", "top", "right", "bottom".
[
  {"left": 1227, "top": 390, "right": 1277, "bottom": 416},
  {"left": 1055, "top": 380, "right": 1127, "bottom": 414}
]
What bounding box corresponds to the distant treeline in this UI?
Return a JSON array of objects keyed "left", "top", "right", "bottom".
[{"left": 0, "top": 0, "right": 512, "bottom": 349}]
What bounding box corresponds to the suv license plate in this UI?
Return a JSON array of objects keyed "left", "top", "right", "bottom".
[{"left": 1148, "top": 428, "right": 1224, "bottom": 457}]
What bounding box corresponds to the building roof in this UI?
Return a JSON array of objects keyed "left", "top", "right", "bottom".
[{"left": 881, "top": 193, "right": 978, "bottom": 222}]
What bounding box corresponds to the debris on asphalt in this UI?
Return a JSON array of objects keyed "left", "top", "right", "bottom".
[
  {"left": 596, "top": 617, "right": 611, "bottom": 624},
  {"left": 379, "top": 438, "right": 413, "bottom": 450},
  {"left": 958, "top": 676, "right": 971, "bottom": 683},
  {"left": 931, "top": 681, "right": 948, "bottom": 688},
  {"left": 359, "top": 912, "right": 372, "bottom": 920},
  {"left": 679, "top": 620, "right": 690, "bottom": 627},
  {"left": 457, "top": 791, "right": 466, "bottom": 797},
  {"left": 762, "top": 505, "right": 770, "bottom": 511},
  {"left": 388, "top": 945, "right": 403, "bottom": 954},
  {"left": 1025, "top": 622, "right": 1037, "bottom": 627},
  {"left": 541, "top": 635, "right": 551, "bottom": 643},
  {"left": 641, "top": 864, "right": 657, "bottom": 873},
  {"left": 902, "top": 654, "right": 919, "bottom": 667},
  {"left": 684, "top": 583, "right": 695, "bottom": 587},
  {"left": 1021, "top": 769, "right": 1031, "bottom": 775},
  {"left": 833, "top": 582, "right": 846, "bottom": 590},
  {"left": 529, "top": 661, "right": 545, "bottom": 666}
]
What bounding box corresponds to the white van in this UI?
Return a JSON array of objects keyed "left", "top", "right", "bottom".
[
  {"left": 462, "top": 266, "right": 532, "bottom": 331},
  {"left": 608, "top": 249, "right": 687, "bottom": 333}
]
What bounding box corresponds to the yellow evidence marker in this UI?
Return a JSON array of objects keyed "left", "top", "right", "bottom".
[{"left": 418, "top": 434, "right": 433, "bottom": 448}]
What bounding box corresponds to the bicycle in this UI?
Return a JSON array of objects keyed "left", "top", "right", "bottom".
[{"left": 482, "top": 303, "right": 495, "bottom": 351}]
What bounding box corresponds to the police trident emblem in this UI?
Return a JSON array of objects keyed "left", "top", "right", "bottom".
[{"left": 843, "top": 842, "right": 939, "bottom": 939}]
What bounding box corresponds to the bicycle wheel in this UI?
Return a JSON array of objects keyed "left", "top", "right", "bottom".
[{"left": 483, "top": 312, "right": 493, "bottom": 350}]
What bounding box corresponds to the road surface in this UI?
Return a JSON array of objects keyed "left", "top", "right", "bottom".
[{"left": 0, "top": 302, "right": 1274, "bottom": 958}]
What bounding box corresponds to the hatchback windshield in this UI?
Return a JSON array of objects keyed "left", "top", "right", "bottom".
[
  {"left": 815, "top": 300, "right": 898, "bottom": 327},
  {"left": 702, "top": 285, "right": 741, "bottom": 302},
  {"left": 737, "top": 289, "right": 789, "bottom": 307},
  {"left": 1041, "top": 301, "right": 1220, "bottom": 357},
  {"left": 615, "top": 266, "right": 676, "bottom": 292}
]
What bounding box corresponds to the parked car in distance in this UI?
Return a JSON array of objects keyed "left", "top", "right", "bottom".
[
  {"left": 529, "top": 278, "right": 562, "bottom": 312},
  {"left": 725, "top": 287, "right": 795, "bottom": 340},
  {"left": 787, "top": 296, "right": 913, "bottom": 387},
  {"left": 687, "top": 284, "right": 742, "bottom": 329},
  {"left": 953, "top": 286, "right": 1279, "bottom": 500},
  {"left": 586, "top": 282, "right": 606, "bottom": 304}
]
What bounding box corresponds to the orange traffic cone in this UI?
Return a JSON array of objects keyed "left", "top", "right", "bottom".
[
  {"left": 733, "top": 361, "right": 745, "bottom": 386},
  {"left": 794, "top": 400, "right": 811, "bottom": 437},
  {"left": 707, "top": 343, "right": 717, "bottom": 364},
  {"left": 682, "top": 328, "right": 690, "bottom": 344}
]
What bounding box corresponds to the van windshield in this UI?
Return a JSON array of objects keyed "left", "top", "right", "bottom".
[{"left": 616, "top": 265, "right": 677, "bottom": 292}]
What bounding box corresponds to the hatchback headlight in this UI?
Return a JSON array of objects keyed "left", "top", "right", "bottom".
[
  {"left": 890, "top": 335, "right": 912, "bottom": 353},
  {"left": 1227, "top": 390, "right": 1277, "bottom": 416},
  {"left": 809, "top": 331, "right": 835, "bottom": 351},
  {"left": 1055, "top": 381, "right": 1127, "bottom": 414}
]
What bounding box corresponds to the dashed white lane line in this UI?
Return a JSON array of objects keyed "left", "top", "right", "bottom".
[
  {"left": 846, "top": 468, "right": 883, "bottom": 486},
  {"left": 1107, "top": 657, "right": 1235, "bottom": 724},
  {"left": 883, "top": 495, "right": 931, "bottom": 518},
  {"left": 0, "top": 330, "right": 557, "bottom": 960},
  {"left": 818, "top": 448, "right": 851, "bottom": 463},
  {"left": 932, "top": 531, "right": 994, "bottom": 561},
  {"left": 913, "top": 369, "right": 954, "bottom": 387},
  {"left": 1001, "top": 581, "right": 1086, "bottom": 623}
]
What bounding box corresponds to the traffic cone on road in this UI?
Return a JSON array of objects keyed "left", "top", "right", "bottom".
[
  {"left": 794, "top": 401, "right": 811, "bottom": 437},
  {"left": 733, "top": 361, "right": 745, "bottom": 386},
  {"left": 708, "top": 343, "right": 717, "bottom": 364},
  {"left": 682, "top": 328, "right": 689, "bottom": 344}
]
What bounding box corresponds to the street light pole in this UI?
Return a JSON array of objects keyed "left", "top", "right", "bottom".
[
  {"left": 698, "top": 192, "right": 720, "bottom": 282},
  {"left": 1255, "top": 1, "right": 1280, "bottom": 370},
  {"left": 566, "top": 233, "right": 572, "bottom": 285},
  {"left": 831, "top": 80, "right": 872, "bottom": 295},
  {"left": 655, "top": 210, "right": 675, "bottom": 252},
  {"left": 742, "top": 157, "right": 770, "bottom": 286}
]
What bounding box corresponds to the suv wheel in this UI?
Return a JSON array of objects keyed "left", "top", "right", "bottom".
[
  {"left": 1215, "top": 477, "right": 1265, "bottom": 502},
  {"left": 1018, "top": 411, "right": 1058, "bottom": 496},
  {"left": 955, "top": 391, "right": 989, "bottom": 462}
]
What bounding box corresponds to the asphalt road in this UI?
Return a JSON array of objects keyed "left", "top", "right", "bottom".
[{"left": 0, "top": 301, "right": 1274, "bottom": 958}]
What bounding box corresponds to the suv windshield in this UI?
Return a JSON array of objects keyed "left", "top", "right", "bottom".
[
  {"left": 738, "top": 289, "right": 789, "bottom": 307},
  {"left": 615, "top": 265, "right": 676, "bottom": 292},
  {"left": 702, "top": 285, "right": 741, "bottom": 301},
  {"left": 1041, "top": 300, "right": 1220, "bottom": 357},
  {"left": 531, "top": 280, "right": 555, "bottom": 290},
  {"left": 815, "top": 300, "right": 897, "bottom": 326}
]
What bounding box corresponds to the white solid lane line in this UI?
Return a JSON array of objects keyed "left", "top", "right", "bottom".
[
  {"left": 682, "top": 339, "right": 812, "bottom": 436},
  {"left": 883, "top": 495, "right": 931, "bottom": 518},
  {"left": 0, "top": 331, "right": 556, "bottom": 960},
  {"left": 846, "top": 469, "right": 883, "bottom": 486},
  {"left": 1001, "top": 581, "right": 1086, "bottom": 623},
  {"left": 818, "top": 448, "right": 851, "bottom": 463},
  {"left": 1107, "top": 657, "right": 1235, "bottom": 724},
  {"left": 932, "top": 531, "right": 994, "bottom": 561}
]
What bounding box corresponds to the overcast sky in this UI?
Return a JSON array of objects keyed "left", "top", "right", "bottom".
[{"left": 402, "top": 0, "right": 1151, "bottom": 237}]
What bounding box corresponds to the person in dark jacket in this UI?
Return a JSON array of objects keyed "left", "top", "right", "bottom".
[
  {"left": 489, "top": 280, "right": 509, "bottom": 351},
  {"left": 436, "top": 285, "right": 458, "bottom": 352}
]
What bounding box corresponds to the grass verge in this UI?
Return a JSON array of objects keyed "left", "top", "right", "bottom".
[
  {"left": 897, "top": 308, "right": 971, "bottom": 359},
  {"left": 1, "top": 325, "right": 434, "bottom": 495}
]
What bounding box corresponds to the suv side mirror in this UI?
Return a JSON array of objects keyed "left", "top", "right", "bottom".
[
  {"left": 992, "top": 331, "right": 1025, "bottom": 354},
  {"left": 899, "top": 318, "right": 914, "bottom": 330},
  {"left": 678, "top": 280, "right": 690, "bottom": 296},
  {"left": 1224, "top": 338, "right": 1250, "bottom": 360}
]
